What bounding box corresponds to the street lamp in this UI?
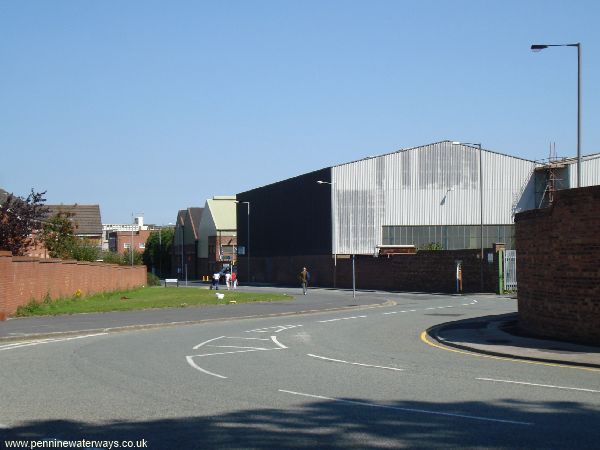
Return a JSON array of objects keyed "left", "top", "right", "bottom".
[
  {"left": 235, "top": 201, "right": 250, "bottom": 283},
  {"left": 317, "top": 180, "right": 355, "bottom": 298},
  {"left": 452, "top": 142, "right": 484, "bottom": 292},
  {"left": 531, "top": 42, "right": 582, "bottom": 188}
]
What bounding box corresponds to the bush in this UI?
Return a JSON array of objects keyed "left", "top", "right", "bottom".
[{"left": 147, "top": 272, "right": 161, "bottom": 286}]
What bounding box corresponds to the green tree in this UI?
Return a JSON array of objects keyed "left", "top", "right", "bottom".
[
  {"left": 143, "top": 228, "right": 174, "bottom": 277},
  {"left": 40, "top": 211, "right": 77, "bottom": 259},
  {"left": 0, "top": 189, "right": 48, "bottom": 255}
]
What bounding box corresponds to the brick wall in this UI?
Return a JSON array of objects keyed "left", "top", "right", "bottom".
[
  {"left": 237, "top": 248, "right": 498, "bottom": 293},
  {"left": 515, "top": 185, "right": 600, "bottom": 345},
  {"left": 0, "top": 251, "right": 147, "bottom": 320}
]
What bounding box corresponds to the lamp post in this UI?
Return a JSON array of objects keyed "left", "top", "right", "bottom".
[
  {"left": 235, "top": 201, "right": 250, "bottom": 283},
  {"left": 317, "top": 180, "right": 355, "bottom": 298},
  {"left": 531, "top": 43, "right": 582, "bottom": 188},
  {"left": 452, "top": 142, "right": 484, "bottom": 292}
]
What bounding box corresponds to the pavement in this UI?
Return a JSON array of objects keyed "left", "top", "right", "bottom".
[
  {"left": 1, "top": 286, "right": 599, "bottom": 369},
  {"left": 427, "top": 312, "right": 600, "bottom": 369}
]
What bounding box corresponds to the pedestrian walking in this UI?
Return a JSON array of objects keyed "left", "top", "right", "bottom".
[
  {"left": 225, "top": 270, "right": 232, "bottom": 290},
  {"left": 232, "top": 271, "right": 238, "bottom": 289},
  {"left": 299, "top": 267, "right": 310, "bottom": 295}
]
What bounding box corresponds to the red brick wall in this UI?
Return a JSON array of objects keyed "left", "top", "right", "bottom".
[
  {"left": 515, "top": 186, "right": 600, "bottom": 345},
  {"left": 237, "top": 249, "right": 498, "bottom": 293},
  {"left": 0, "top": 251, "right": 146, "bottom": 320}
]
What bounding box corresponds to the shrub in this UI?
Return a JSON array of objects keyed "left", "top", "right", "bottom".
[{"left": 147, "top": 272, "right": 161, "bottom": 286}]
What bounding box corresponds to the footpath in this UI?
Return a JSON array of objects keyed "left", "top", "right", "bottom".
[{"left": 428, "top": 313, "right": 600, "bottom": 369}]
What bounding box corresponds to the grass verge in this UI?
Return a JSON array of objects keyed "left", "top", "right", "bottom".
[{"left": 15, "top": 286, "right": 292, "bottom": 317}]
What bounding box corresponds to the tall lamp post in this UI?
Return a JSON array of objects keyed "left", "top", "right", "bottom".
[
  {"left": 531, "top": 43, "right": 582, "bottom": 188},
  {"left": 317, "top": 180, "right": 355, "bottom": 298},
  {"left": 452, "top": 142, "right": 484, "bottom": 292},
  {"left": 235, "top": 201, "right": 250, "bottom": 283}
]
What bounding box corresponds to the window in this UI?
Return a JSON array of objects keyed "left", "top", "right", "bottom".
[
  {"left": 139, "top": 243, "right": 145, "bottom": 249},
  {"left": 124, "top": 243, "right": 131, "bottom": 249},
  {"left": 381, "top": 225, "right": 515, "bottom": 250}
]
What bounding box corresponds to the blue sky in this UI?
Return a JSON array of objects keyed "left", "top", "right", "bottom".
[{"left": 1, "top": 0, "right": 598, "bottom": 225}]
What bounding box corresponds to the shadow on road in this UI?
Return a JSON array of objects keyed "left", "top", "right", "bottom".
[{"left": 2, "top": 396, "right": 599, "bottom": 449}]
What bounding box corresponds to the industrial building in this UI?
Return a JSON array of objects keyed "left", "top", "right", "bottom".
[{"left": 235, "top": 141, "right": 599, "bottom": 286}]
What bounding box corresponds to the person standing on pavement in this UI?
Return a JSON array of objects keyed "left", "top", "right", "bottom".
[
  {"left": 232, "top": 271, "right": 238, "bottom": 289},
  {"left": 212, "top": 271, "right": 220, "bottom": 290},
  {"left": 299, "top": 267, "right": 310, "bottom": 295}
]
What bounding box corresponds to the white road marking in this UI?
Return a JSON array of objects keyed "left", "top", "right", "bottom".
[
  {"left": 271, "top": 336, "right": 287, "bottom": 349},
  {"left": 0, "top": 333, "right": 108, "bottom": 352},
  {"left": 224, "top": 336, "right": 271, "bottom": 341},
  {"left": 383, "top": 311, "right": 398, "bottom": 315},
  {"left": 278, "top": 389, "right": 533, "bottom": 425},
  {"left": 318, "top": 315, "right": 367, "bottom": 323},
  {"left": 245, "top": 325, "right": 303, "bottom": 333},
  {"left": 191, "top": 348, "right": 281, "bottom": 357},
  {"left": 192, "top": 336, "right": 225, "bottom": 350},
  {"left": 307, "top": 354, "right": 403, "bottom": 371},
  {"left": 207, "top": 345, "right": 270, "bottom": 350},
  {"left": 477, "top": 377, "right": 600, "bottom": 393},
  {"left": 186, "top": 355, "right": 227, "bottom": 379}
]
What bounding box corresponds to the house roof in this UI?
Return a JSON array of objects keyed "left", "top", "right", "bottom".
[
  {"left": 188, "top": 207, "right": 204, "bottom": 240},
  {"left": 45, "top": 204, "right": 102, "bottom": 236},
  {"left": 207, "top": 196, "right": 236, "bottom": 230}
]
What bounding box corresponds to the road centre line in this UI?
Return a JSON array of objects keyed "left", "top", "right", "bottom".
[
  {"left": 278, "top": 389, "right": 532, "bottom": 426},
  {"left": 318, "top": 315, "right": 367, "bottom": 323},
  {"left": 476, "top": 377, "right": 600, "bottom": 393},
  {"left": 0, "top": 333, "right": 108, "bottom": 352},
  {"left": 307, "top": 354, "right": 403, "bottom": 371}
]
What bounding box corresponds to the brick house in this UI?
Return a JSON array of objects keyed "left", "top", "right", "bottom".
[{"left": 26, "top": 204, "right": 103, "bottom": 258}]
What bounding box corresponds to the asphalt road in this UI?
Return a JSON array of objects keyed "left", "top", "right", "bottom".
[{"left": 1, "top": 291, "right": 599, "bottom": 449}]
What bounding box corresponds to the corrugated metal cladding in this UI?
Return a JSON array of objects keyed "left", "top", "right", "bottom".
[
  {"left": 567, "top": 154, "right": 600, "bottom": 188},
  {"left": 236, "top": 168, "right": 332, "bottom": 257},
  {"left": 332, "top": 141, "right": 537, "bottom": 255}
]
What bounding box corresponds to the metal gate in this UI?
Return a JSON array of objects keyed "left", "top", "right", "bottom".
[{"left": 504, "top": 250, "right": 517, "bottom": 291}]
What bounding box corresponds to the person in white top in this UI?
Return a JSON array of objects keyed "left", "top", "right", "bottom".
[{"left": 225, "top": 271, "right": 232, "bottom": 290}]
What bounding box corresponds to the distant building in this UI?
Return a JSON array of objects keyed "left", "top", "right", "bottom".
[
  {"left": 235, "top": 141, "right": 600, "bottom": 286},
  {"left": 197, "top": 196, "right": 237, "bottom": 277},
  {"left": 172, "top": 207, "right": 204, "bottom": 279}
]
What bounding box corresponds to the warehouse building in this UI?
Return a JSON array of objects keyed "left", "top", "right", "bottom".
[{"left": 235, "top": 141, "right": 598, "bottom": 287}]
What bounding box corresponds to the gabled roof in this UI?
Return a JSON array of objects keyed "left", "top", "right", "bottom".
[
  {"left": 207, "top": 196, "right": 236, "bottom": 230},
  {"left": 188, "top": 207, "right": 204, "bottom": 240},
  {"left": 45, "top": 204, "right": 102, "bottom": 236}
]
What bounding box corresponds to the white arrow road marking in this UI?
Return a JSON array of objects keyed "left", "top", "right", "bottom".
[
  {"left": 187, "top": 335, "right": 288, "bottom": 378},
  {"left": 307, "top": 354, "right": 403, "bottom": 371},
  {"left": 278, "top": 390, "right": 533, "bottom": 426},
  {"left": 477, "top": 377, "right": 600, "bottom": 393}
]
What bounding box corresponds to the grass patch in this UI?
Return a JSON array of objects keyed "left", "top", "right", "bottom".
[{"left": 15, "top": 287, "right": 292, "bottom": 317}]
